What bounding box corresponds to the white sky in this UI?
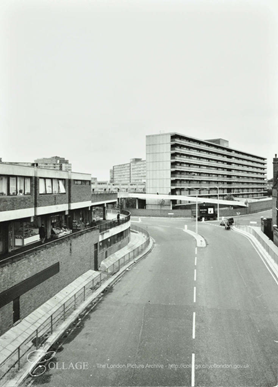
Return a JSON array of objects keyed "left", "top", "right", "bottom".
[{"left": 0, "top": 0, "right": 278, "bottom": 179}]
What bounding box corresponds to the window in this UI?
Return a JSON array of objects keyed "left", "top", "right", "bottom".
[
  {"left": 18, "top": 177, "right": 24, "bottom": 195},
  {"left": 45, "top": 179, "right": 52, "bottom": 194},
  {"left": 25, "top": 178, "right": 31, "bottom": 194},
  {"left": 9, "top": 177, "right": 17, "bottom": 195},
  {"left": 59, "top": 180, "right": 66, "bottom": 193},
  {"left": 0, "top": 176, "right": 8, "bottom": 195},
  {"left": 39, "top": 178, "right": 46, "bottom": 194},
  {"left": 53, "top": 179, "right": 59, "bottom": 194},
  {"left": 39, "top": 178, "right": 66, "bottom": 194}
]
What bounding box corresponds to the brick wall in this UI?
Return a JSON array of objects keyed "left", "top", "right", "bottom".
[
  {"left": 0, "top": 228, "right": 99, "bottom": 336},
  {"left": 36, "top": 177, "right": 69, "bottom": 208},
  {"left": 70, "top": 181, "right": 91, "bottom": 204},
  {"left": 0, "top": 195, "right": 34, "bottom": 212}
]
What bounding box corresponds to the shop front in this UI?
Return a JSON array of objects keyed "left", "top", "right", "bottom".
[
  {"left": 14, "top": 219, "right": 40, "bottom": 247},
  {"left": 50, "top": 212, "right": 72, "bottom": 239}
]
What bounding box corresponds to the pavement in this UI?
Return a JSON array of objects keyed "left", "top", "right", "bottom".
[{"left": 0, "top": 224, "right": 153, "bottom": 387}]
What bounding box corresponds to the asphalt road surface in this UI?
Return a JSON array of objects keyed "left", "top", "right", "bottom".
[{"left": 23, "top": 211, "right": 278, "bottom": 387}]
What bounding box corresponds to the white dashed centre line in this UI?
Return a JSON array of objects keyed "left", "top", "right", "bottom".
[
  {"left": 192, "top": 312, "right": 196, "bottom": 339},
  {"left": 191, "top": 353, "right": 195, "bottom": 386},
  {"left": 194, "top": 269, "right": 197, "bottom": 281},
  {"left": 193, "top": 287, "right": 196, "bottom": 303},
  {"left": 195, "top": 256, "right": 197, "bottom": 266}
]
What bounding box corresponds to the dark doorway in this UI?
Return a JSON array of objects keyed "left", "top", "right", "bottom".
[{"left": 13, "top": 297, "right": 20, "bottom": 324}]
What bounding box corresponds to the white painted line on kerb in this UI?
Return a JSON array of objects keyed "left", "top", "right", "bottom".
[
  {"left": 192, "top": 312, "right": 196, "bottom": 339},
  {"left": 194, "top": 269, "right": 197, "bottom": 281},
  {"left": 195, "top": 257, "right": 197, "bottom": 266},
  {"left": 191, "top": 353, "right": 195, "bottom": 386},
  {"left": 193, "top": 287, "right": 196, "bottom": 303}
]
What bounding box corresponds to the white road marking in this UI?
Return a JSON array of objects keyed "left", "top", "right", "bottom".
[
  {"left": 192, "top": 312, "right": 196, "bottom": 339},
  {"left": 195, "top": 257, "right": 197, "bottom": 266},
  {"left": 235, "top": 230, "right": 278, "bottom": 286},
  {"left": 191, "top": 353, "right": 195, "bottom": 386},
  {"left": 194, "top": 269, "right": 197, "bottom": 281},
  {"left": 193, "top": 287, "right": 196, "bottom": 303},
  {"left": 195, "top": 247, "right": 197, "bottom": 255}
]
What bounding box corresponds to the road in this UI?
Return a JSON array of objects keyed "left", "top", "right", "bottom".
[{"left": 22, "top": 210, "right": 278, "bottom": 387}]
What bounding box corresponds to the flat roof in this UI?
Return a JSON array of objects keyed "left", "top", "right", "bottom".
[{"left": 146, "top": 132, "right": 266, "bottom": 161}]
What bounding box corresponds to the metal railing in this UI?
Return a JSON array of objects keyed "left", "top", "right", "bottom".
[
  {"left": 0, "top": 220, "right": 150, "bottom": 383},
  {"left": 102, "top": 224, "right": 150, "bottom": 276},
  {"left": 0, "top": 273, "right": 104, "bottom": 382}
]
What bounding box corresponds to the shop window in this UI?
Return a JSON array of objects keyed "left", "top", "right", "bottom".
[
  {"left": 0, "top": 176, "right": 8, "bottom": 196},
  {"left": 9, "top": 177, "right": 17, "bottom": 195},
  {"left": 14, "top": 220, "right": 39, "bottom": 247}
]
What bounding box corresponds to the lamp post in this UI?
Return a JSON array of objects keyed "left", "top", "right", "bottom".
[
  {"left": 188, "top": 186, "right": 199, "bottom": 235},
  {"left": 196, "top": 189, "right": 198, "bottom": 235},
  {"left": 213, "top": 186, "right": 220, "bottom": 221}
]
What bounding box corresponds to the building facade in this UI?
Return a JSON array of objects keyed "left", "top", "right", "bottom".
[
  {"left": 34, "top": 156, "right": 72, "bottom": 171},
  {"left": 146, "top": 133, "right": 267, "bottom": 209},
  {"left": 0, "top": 163, "right": 132, "bottom": 336},
  {"left": 111, "top": 158, "right": 146, "bottom": 185}
]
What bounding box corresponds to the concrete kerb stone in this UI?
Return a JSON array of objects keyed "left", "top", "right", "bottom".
[
  {"left": 233, "top": 226, "right": 278, "bottom": 282},
  {"left": 183, "top": 227, "right": 206, "bottom": 248},
  {"left": 3, "top": 233, "right": 153, "bottom": 387}
]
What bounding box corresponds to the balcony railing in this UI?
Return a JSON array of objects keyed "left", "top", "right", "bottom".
[
  {"left": 91, "top": 192, "right": 117, "bottom": 203},
  {"left": 171, "top": 149, "right": 266, "bottom": 170},
  {"left": 171, "top": 138, "right": 266, "bottom": 165}
]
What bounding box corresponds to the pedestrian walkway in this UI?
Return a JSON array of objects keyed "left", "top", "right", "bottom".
[{"left": 0, "top": 227, "right": 152, "bottom": 387}]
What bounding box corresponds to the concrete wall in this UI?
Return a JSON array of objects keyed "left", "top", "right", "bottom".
[
  {"left": 128, "top": 198, "right": 272, "bottom": 218},
  {"left": 128, "top": 208, "right": 192, "bottom": 217},
  {"left": 237, "top": 225, "right": 278, "bottom": 266},
  {"left": 274, "top": 227, "right": 278, "bottom": 248}
]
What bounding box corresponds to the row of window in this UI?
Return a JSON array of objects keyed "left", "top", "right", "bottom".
[
  {"left": 0, "top": 176, "right": 92, "bottom": 196},
  {"left": 39, "top": 178, "right": 66, "bottom": 194},
  {"left": 99, "top": 229, "right": 129, "bottom": 251},
  {"left": 0, "top": 176, "right": 31, "bottom": 196},
  {"left": 74, "top": 180, "right": 90, "bottom": 185},
  {"left": 172, "top": 138, "right": 265, "bottom": 164}
]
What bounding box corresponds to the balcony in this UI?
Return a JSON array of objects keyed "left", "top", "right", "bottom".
[
  {"left": 171, "top": 158, "right": 266, "bottom": 174},
  {"left": 171, "top": 138, "right": 266, "bottom": 165},
  {"left": 171, "top": 149, "right": 266, "bottom": 170}
]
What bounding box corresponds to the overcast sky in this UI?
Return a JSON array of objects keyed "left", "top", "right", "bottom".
[{"left": 0, "top": 0, "right": 278, "bottom": 179}]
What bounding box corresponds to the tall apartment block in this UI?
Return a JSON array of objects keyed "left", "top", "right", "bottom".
[
  {"left": 110, "top": 158, "right": 146, "bottom": 186},
  {"left": 146, "top": 133, "right": 267, "bottom": 209}
]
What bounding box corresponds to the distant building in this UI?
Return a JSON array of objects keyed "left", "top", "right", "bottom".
[
  {"left": 146, "top": 133, "right": 267, "bottom": 209},
  {"left": 91, "top": 178, "right": 145, "bottom": 193},
  {"left": 111, "top": 158, "right": 146, "bottom": 185},
  {"left": 1, "top": 156, "right": 72, "bottom": 172},
  {"left": 34, "top": 156, "right": 72, "bottom": 171}
]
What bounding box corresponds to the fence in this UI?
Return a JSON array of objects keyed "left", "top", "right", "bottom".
[
  {"left": 101, "top": 224, "right": 150, "bottom": 276},
  {"left": 0, "top": 220, "right": 150, "bottom": 383}
]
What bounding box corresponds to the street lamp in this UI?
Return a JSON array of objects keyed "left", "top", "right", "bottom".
[
  {"left": 213, "top": 186, "right": 220, "bottom": 221},
  {"left": 188, "top": 186, "right": 200, "bottom": 235}
]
